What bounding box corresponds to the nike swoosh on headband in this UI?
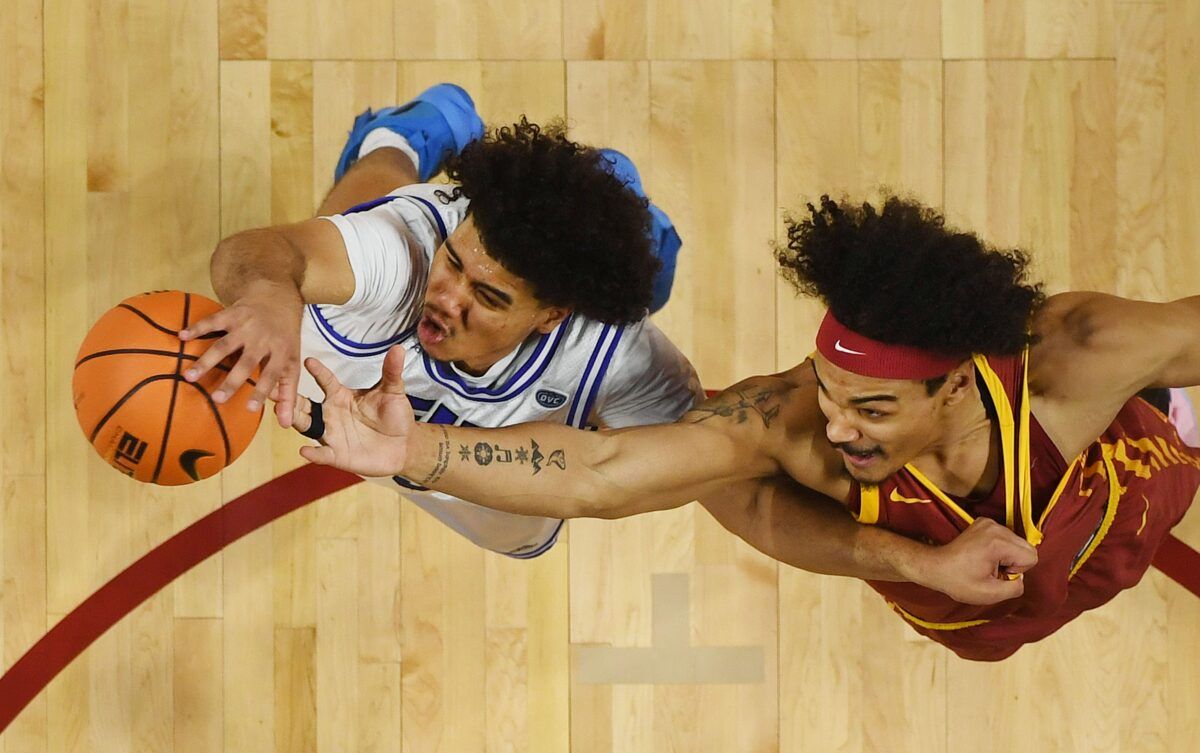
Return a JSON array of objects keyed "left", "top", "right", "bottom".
[{"left": 834, "top": 339, "right": 867, "bottom": 356}]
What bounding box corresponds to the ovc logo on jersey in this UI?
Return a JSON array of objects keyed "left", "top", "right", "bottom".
[{"left": 536, "top": 389, "right": 568, "bottom": 409}]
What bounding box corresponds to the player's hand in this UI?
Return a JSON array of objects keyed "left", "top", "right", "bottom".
[
  {"left": 179, "top": 281, "right": 304, "bottom": 429},
  {"left": 912, "top": 518, "right": 1038, "bottom": 605},
  {"left": 298, "top": 345, "right": 416, "bottom": 477}
]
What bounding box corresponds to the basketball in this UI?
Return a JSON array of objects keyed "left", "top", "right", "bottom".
[{"left": 72, "top": 290, "right": 263, "bottom": 485}]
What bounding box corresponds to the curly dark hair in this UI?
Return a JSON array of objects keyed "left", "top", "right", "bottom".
[
  {"left": 777, "top": 195, "right": 1045, "bottom": 357},
  {"left": 437, "top": 118, "right": 659, "bottom": 324}
]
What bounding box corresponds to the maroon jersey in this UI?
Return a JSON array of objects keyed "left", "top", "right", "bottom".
[{"left": 846, "top": 352, "right": 1200, "bottom": 661}]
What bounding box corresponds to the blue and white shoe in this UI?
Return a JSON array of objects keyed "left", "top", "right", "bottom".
[
  {"left": 599, "top": 148, "right": 681, "bottom": 314},
  {"left": 334, "top": 83, "right": 485, "bottom": 183}
]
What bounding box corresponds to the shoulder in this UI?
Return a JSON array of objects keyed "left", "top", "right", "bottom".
[
  {"left": 579, "top": 317, "right": 701, "bottom": 424},
  {"left": 1032, "top": 291, "right": 1114, "bottom": 349},
  {"left": 571, "top": 316, "right": 695, "bottom": 387},
  {"left": 1028, "top": 291, "right": 1192, "bottom": 457},
  {"left": 1032, "top": 290, "right": 1176, "bottom": 351},
  {"left": 1030, "top": 291, "right": 1170, "bottom": 396},
  {"left": 392, "top": 183, "right": 469, "bottom": 233},
  {"left": 611, "top": 318, "right": 691, "bottom": 369},
  {"left": 331, "top": 184, "right": 468, "bottom": 238}
]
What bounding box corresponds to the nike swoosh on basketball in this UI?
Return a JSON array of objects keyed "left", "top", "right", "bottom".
[
  {"left": 179, "top": 449, "right": 215, "bottom": 481},
  {"left": 834, "top": 340, "right": 867, "bottom": 356}
]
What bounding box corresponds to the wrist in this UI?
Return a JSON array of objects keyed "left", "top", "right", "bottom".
[
  {"left": 902, "top": 544, "right": 945, "bottom": 589},
  {"left": 877, "top": 531, "right": 939, "bottom": 585},
  {"left": 399, "top": 422, "right": 437, "bottom": 478}
]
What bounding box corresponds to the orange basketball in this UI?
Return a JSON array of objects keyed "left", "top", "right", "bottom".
[{"left": 72, "top": 291, "right": 263, "bottom": 485}]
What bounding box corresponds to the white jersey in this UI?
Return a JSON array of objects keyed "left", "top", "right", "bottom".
[{"left": 298, "top": 184, "right": 701, "bottom": 557}]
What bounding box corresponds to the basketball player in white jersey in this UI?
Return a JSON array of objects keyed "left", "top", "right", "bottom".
[{"left": 179, "top": 84, "right": 698, "bottom": 557}]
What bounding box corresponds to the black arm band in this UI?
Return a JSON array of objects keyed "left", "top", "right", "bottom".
[{"left": 300, "top": 401, "right": 325, "bottom": 441}]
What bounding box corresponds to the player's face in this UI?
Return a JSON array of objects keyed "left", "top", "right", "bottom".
[
  {"left": 811, "top": 355, "right": 951, "bottom": 485},
  {"left": 420, "top": 217, "right": 569, "bottom": 374}
]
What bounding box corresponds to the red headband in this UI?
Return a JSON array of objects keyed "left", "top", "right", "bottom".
[{"left": 815, "top": 311, "right": 965, "bottom": 380}]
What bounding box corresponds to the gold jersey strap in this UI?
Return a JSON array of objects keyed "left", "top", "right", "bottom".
[
  {"left": 854, "top": 485, "right": 880, "bottom": 524},
  {"left": 1016, "top": 352, "right": 1041, "bottom": 545}
]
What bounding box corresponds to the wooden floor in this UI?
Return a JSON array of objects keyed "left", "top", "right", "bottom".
[{"left": 3, "top": 1, "right": 1200, "bottom": 751}]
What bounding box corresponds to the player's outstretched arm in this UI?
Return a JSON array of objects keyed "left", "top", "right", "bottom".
[
  {"left": 181, "top": 219, "right": 355, "bottom": 429},
  {"left": 701, "top": 478, "right": 1037, "bottom": 605},
  {"left": 1033, "top": 291, "right": 1200, "bottom": 453},
  {"left": 299, "top": 346, "right": 783, "bottom": 519}
]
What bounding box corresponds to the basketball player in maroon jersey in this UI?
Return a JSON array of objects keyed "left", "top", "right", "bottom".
[{"left": 292, "top": 194, "right": 1200, "bottom": 660}]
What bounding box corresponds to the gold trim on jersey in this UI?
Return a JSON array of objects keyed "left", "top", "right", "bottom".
[
  {"left": 902, "top": 464, "right": 974, "bottom": 525},
  {"left": 972, "top": 353, "right": 1019, "bottom": 531},
  {"left": 854, "top": 485, "right": 880, "bottom": 524},
  {"left": 1069, "top": 445, "right": 1121, "bottom": 578},
  {"left": 972, "top": 353, "right": 1042, "bottom": 545},
  {"left": 1137, "top": 495, "right": 1150, "bottom": 536},
  {"left": 886, "top": 602, "right": 991, "bottom": 631},
  {"left": 1036, "top": 454, "right": 1083, "bottom": 529},
  {"left": 1017, "top": 354, "right": 1038, "bottom": 543}
]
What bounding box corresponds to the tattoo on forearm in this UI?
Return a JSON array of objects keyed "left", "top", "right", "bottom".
[
  {"left": 419, "top": 426, "right": 452, "bottom": 485},
  {"left": 453, "top": 436, "right": 567, "bottom": 476},
  {"left": 530, "top": 439, "right": 544, "bottom": 473},
  {"left": 685, "top": 387, "right": 788, "bottom": 428}
]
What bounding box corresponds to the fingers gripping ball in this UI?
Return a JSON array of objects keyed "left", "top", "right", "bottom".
[{"left": 72, "top": 291, "right": 264, "bottom": 485}]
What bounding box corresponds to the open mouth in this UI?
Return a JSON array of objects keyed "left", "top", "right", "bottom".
[
  {"left": 840, "top": 447, "right": 881, "bottom": 469},
  {"left": 417, "top": 309, "right": 451, "bottom": 347}
]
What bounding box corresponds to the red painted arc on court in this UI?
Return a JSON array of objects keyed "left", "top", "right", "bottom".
[
  {"left": 0, "top": 464, "right": 360, "bottom": 735},
  {"left": 1, "top": 463, "right": 1199, "bottom": 736}
]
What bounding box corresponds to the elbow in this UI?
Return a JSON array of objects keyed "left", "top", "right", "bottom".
[
  {"left": 573, "top": 501, "right": 621, "bottom": 520},
  {"left": 210, "top": 231, "right": 264, "bottom": 301},
  {"left": 577, "top": 495, "right": 637, "bottom": 520},
  {"left": 209, "top": 236, "right": 238, "bottom": 298},
  {"left": 211, "top": 228, "right": 305, "bottom": 302}
]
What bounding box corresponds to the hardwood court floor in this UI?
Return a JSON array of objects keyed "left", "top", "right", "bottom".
[{"left": 2, "top": 1, "right": 1200, "bottom": 751}]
